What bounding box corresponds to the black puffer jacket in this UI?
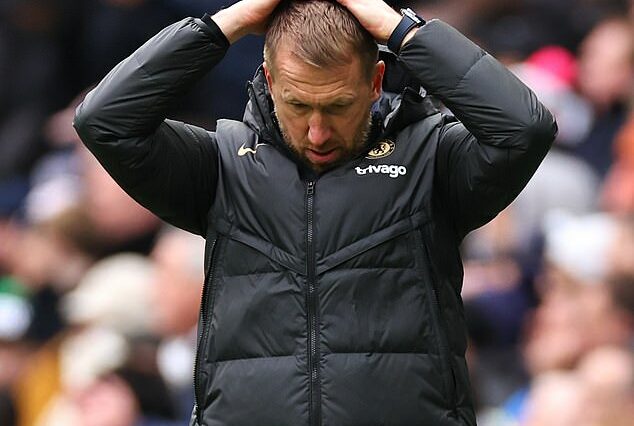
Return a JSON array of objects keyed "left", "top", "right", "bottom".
[{"left": 74, "top": 14, "right": 556, "bottom": 426}]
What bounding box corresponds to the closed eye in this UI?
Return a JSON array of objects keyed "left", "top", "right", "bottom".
[
  {"left": 288, "top": 101, "right": 309, "bottom": 109},
  {"left": 324, "top": 103, "right": 352, "bottom": 114}
]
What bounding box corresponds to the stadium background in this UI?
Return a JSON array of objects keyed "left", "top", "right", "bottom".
[{"left": 0, "top": 0, "right": 632, "bottom": 425}]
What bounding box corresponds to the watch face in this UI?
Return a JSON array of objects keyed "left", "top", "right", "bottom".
[{"left": 401, "top": 8, "right": 424, "bottom": 25}]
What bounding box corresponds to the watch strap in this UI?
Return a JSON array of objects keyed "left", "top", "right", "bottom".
[{"left": 387, "top": 8, "right": 425, "bottom": 54}]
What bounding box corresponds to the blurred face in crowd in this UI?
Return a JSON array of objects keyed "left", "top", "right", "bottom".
[
  {"left": 523, "top": 268, "right": 587, "bottom": 373},
  {"left": 524, "top": 261, "right": 633, "bottom": 375},
  {"left": 11, "top": 227, "right": 61, "bottom": 289},
  {"left": 577, "top": 18, "right": 634, "bottom": 110},
  {"left": 75, "top": 375, "right": 139, "bottom": 426},
  {"left": 151, "top": 232, "right": 202, "bottom": 337},
  {"left": 524, "top": 348, "right": 634, "bottom": 426},
  {"left": 264, "top": 48, "right": 384, "bottom": 173},
  {"left": 577, "top": 347, "right": 634, "bottom": 426},
  {"left": 81, "top": 149, "right": 160, "bottom": 242},
  {"left": 523, "top": 372, "right": 589, "bottom": 426}
]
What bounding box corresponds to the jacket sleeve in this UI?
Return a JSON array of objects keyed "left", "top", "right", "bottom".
[
  {"left": 398, "top": 20, "right": 558, "bottom": 239},
  {"left": 73, "top": 16, "right": 230, "bottom": 236}
]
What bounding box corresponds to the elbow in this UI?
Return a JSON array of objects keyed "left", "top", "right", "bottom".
[
  {"left": 72, "top": 103, "right": 89, "bottom": 143},
  {"left": 72, "top": 93, "right": 105, "bottom": 149},
  {"left": 526, "top": 105, "right": 558, "bottom": 154},
  {"left": 538, "top": 106, "right": 558, "bottom": 144},
  {"left": 73, "top": 100, "right": 94, "bottom": 143}
]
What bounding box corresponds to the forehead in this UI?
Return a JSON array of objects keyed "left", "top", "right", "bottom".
[{"left": 270, "top": 47, "right": 369, "bottom": 102}]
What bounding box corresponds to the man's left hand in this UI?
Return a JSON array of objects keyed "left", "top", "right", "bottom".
[{"left": 336, "top": 0, "right": 403, "bottom": 44}]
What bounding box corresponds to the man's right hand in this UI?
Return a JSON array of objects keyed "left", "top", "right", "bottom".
[{"left": 212, "top": 0, "right": 283, "bottom": 44}]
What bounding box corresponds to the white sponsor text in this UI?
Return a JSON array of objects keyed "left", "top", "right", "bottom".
[{"left": 355, "top": 164, "right": 407, "bottom": 178}]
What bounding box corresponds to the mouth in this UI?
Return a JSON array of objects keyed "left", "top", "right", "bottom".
[{"left": 305, "top": 148, "right": 340, "bottom": 165}]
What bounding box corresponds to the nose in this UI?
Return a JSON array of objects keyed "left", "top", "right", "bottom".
[{"left": 307, "top": 113, "right": 332, "bottom": 147}]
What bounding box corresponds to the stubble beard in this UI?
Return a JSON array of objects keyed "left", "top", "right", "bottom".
[{"left": 276, "top": 111, "right": 373, "bottom": 173}]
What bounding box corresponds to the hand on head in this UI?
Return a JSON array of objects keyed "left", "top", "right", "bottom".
[
  {"left": 212, "top": 0, "right": 284, "bottom": 43},
  {"left": 335, "top": 0, "right": 402, "bottom": 43},
  {"left": 214, "top": 0, "right": 403, "bottom": 45}
]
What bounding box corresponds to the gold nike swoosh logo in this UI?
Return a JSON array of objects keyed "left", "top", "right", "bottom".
[{"left": 238, "top": 143, "right": 267, "bottom": 156}]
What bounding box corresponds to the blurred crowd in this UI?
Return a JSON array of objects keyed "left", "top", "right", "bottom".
[{"left": 0, "top": 0, "right": 632, "bottom": 425}]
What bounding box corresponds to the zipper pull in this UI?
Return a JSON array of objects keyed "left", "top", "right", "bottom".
[{"left": 307, "top": 180, "right": 315, "bottom": 195}]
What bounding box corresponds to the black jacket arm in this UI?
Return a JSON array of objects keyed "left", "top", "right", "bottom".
[
  {"left": 399, "top": 20, "right": 558, "bottom": 238},
  {"left": 73, "top": 17, "right": 230, "bottom": 235}
]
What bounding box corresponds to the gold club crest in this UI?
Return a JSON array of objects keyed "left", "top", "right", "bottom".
[{"left": 366, "top": 139, "right": 395, "bottom": 159}]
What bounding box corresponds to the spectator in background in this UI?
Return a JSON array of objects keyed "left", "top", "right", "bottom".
[
  {"left": 64, "top": 372, "right": 141, "bottom": 426},
  {"left": 19, "top": 253, "right": 179, "bottom": 426},
  {"left": 150, "top": 228, "right": 205, "bottom": 422},
  {"left": 524, "top": 213, "right": 621, "bottom": 372},
  {"left": 576, "top": 346, "right": 634, "bottom": 426},
  {"left": 521, "top": 346, "right": 633, "bottom": 426},
  {"left": 21, "top": 92, "right": 162, "bottom": 258},
  {"left": 483, "top": 212, "right": 634, "bottom": 425},
  {"left": 459, "top": 44, "right": 601, "bottom": 411},
  {"left": 522, "top": 371, "right": 589, "bottom": 426},
  {"left": 80, "top": 149, "right": 162, "bottom": 256},
  {"left": 574, "top": 17, "right": 634, "bottom": 179},
  {"left": 601, "top": 116, "right": 634, "bottom": 213}
]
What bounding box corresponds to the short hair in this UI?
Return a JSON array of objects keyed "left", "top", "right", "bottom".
[{"left": 264, "top": 0, "right": 378, "bottom": 79}]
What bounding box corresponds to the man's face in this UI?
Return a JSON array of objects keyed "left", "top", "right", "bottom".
[{"left": 264, "top": 47, "right": 384, "bottom": 172}]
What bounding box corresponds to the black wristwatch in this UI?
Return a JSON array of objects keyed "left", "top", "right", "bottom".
[{"left": 387, "top": 8, "right": 426, "bottom": 54}]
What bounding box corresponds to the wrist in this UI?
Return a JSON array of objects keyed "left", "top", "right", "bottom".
[
  {"left": 212, "top": 5, "right": 249, "bottom": 44},
  {"left": 386, "top": 8, "right": 426, "bottom": 54},
  {"left": 380, "top": 12, "right": 403, "bottom": 44}
]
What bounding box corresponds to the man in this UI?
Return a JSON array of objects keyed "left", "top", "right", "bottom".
[{"left": 73, "top": 0, "right": 557, "bottom": 424}]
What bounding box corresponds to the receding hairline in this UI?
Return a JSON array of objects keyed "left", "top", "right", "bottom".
[
  {"left": 264, "top": 41, "right": 372, "bottom": 78},
  {"left": 263, "top": 0, "right": 378, "bottom": 79}
]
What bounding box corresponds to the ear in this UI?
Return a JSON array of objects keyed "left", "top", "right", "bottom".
[
  {"left": 263, "top": 62, "right": 274, "bottom": 92},
  {"left": 371, "top": 60, "right": 385, "bottom": 102}
]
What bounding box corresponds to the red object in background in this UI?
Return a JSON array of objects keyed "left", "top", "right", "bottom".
[{"left": 526, "top": 45, "right": 578, "bottom": 87}]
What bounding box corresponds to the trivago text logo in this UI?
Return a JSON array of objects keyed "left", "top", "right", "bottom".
[{"left": 355, "top": 164, "right": 407, "bottom": 178}]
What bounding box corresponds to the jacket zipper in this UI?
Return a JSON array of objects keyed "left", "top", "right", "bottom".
[
  {"left": 305, "top": 180, "right": 321, "bottom": 426},
  {"left": 415, "top": 229, "right": 457, "bottom": 410},
  {"left": 193, "top": 237, "right": 219, "bottom": 425}
]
